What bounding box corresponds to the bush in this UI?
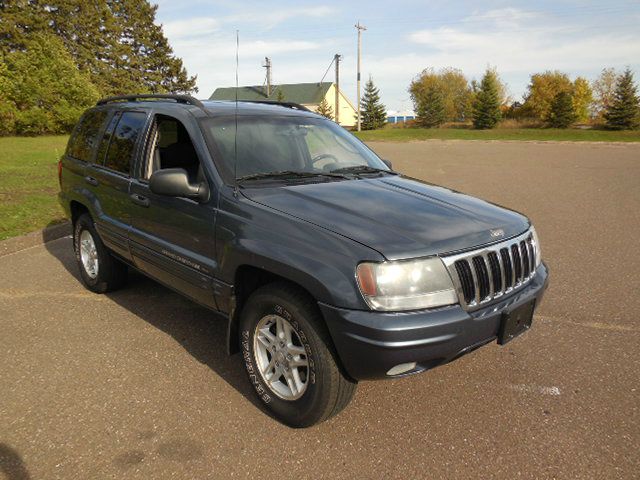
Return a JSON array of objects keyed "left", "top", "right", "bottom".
[{"left": 0, "top": 33, "right": 99, "bottom": 135}]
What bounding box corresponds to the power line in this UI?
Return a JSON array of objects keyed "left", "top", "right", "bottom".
[{"left": 319, "top": 55, "right": 336, "bottom": 84}]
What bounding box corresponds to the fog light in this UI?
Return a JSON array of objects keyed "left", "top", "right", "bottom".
[{"left": 386, "top": 362, "right": 417, "bottom": 376}]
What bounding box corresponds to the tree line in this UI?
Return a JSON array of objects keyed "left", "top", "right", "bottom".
[
  {"left": 0, "top": 0, "right": 196, "bottom": 135},
  {"left": 410, "top": 67, "right": 640, "bottom": 130}
]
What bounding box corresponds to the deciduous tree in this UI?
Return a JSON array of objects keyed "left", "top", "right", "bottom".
[
  {"left": 409, "top": 67, "right": 473, "bottom": 122},
  {"left": 592, "top": 68, "right": 618, "bottom": 119},
  {"left": 572, "top": 77, "right": 593, "bottom": 123},
  {"left": 524, "top": 71, "right": 573, "bottom": 119}
]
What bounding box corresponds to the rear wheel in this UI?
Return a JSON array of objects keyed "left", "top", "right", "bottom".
[
  {"left": 73, "top": 214, "right": 127, "bottom": 293},
  {"left": 239, "top": 282, "right": 356, "bottom": 427}
]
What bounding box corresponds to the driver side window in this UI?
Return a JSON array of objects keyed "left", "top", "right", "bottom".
[{"left": 144, "top": 115, "right": 203, "bottom": 183}]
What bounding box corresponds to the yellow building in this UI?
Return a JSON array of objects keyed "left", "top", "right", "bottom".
[{"left": 209, "top": 82, "right": 357, "bottom": 127}]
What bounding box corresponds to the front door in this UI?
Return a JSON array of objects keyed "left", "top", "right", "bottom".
[{"left": 128, "top": 113, "right": 218, "bottom": 309}]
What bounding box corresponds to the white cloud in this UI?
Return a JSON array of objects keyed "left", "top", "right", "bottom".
[
  {"left": 162, "top": 18, "right": 220, "bottom": 39},
  {"left": 225, "top": 6, "right": 335, "bottom": 28}
]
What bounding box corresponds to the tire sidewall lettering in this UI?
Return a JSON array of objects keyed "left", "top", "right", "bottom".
[{"left": 241, "top": 301, "right": 317, "bottom": 406}]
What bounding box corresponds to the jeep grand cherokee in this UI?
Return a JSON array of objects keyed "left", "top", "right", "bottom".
[{"left": 58, "top": 94, "right": 549, "bottom": 427}]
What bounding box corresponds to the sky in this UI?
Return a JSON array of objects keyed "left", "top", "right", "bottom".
[{"left": 154, "top": 0, "right": 640, "bottom": 112}]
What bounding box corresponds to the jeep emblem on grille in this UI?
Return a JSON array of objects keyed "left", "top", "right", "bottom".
[{"left": 490, "top": 228, "right": 505, "bottom": 238}]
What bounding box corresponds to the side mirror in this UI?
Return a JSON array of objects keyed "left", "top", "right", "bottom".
[
  {"left": 149, "top": 168, "right": 209, "bottom": 203},
  {"left": 382, "top": 159, "right": 393, "bottom": 170}
]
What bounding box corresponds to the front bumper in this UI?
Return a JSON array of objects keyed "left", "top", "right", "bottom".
[{"left": 320, "top": 262, "right": 549, "bottom": 380}]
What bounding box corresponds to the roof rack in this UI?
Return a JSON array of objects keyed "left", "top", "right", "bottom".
[
  {"left": 96, "top": 94, "right": 205, "bottom": 110},
  {"left": 237, "top": 100, "right": 310, "bottom": 112}
]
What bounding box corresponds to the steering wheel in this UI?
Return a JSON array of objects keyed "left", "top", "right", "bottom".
[{"left": 312, "top": 153, "right": 338, "bottom": 165}]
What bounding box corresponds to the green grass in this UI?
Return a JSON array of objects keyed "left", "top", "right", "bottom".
[
  {"left": 354, "top": 127, "right": 640, "bottom": 142},
  {"left": 0, "top": 135, "right": 69, "bottom": 240}
]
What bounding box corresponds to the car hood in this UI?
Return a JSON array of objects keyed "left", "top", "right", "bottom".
[{"left": 241, "top": 175, "right": 530, "bottom": 260}]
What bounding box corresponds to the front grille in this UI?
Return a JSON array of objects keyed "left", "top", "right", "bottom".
[{"left": 442, "top": 230, "right": 539, "bottom": 310}]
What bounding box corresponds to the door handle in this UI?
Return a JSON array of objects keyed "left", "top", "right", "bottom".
[
  {"left": 84, "top": 176, "right": 99, "bottom": 186},
  {"left": 130, "top": 193, "right": 150, "bottom": 207}
]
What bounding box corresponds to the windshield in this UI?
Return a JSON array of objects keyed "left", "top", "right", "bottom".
[{"left": 200, "top": 115, "right": 388, "bottom": 183}]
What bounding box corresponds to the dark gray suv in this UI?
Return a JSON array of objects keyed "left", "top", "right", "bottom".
[{"left": 58, "top": 94, "right": 549, "bottom": 427}]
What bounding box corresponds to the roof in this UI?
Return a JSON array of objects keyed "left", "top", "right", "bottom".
[{"left": 210, "top": 82, "right": 333, "bottom": 105}]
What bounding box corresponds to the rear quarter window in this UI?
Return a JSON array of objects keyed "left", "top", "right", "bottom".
[
  {"left": 67, "top": 110, "right": 109, "bottom": 162},
  {"left": 103, "top": 111, "right": 147, "bottom": 175}
]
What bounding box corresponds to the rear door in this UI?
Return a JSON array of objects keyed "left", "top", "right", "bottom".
[
  {"left": 128, "top": 113, "right": 218, "bottom": 309},
  {"left": 63, "top": 108, "right": 111, "bottom": 204},
  {"left": 86, "top": 110, "right": 149, "bottom": 260}
]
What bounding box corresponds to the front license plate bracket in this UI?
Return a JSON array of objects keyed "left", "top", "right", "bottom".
[{"left": 498, "top": 299, "right": 535, "bottom": 345}]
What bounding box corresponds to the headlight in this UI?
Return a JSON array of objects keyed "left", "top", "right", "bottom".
[
  {"left": 530, "top": 226, "right": 542, "bottom": 268},
  {"left": 356, "top": 257, "right": 458, "bottom": 311}
]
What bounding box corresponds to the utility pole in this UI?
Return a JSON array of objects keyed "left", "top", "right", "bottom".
[
  {"left": 334, "top": 54, "right": 341, "bottom": 124},
  {"left": 355, "top": 22, "right": 366, "bottom": 131},
  {"left": 263, "top": 57, "right": 272, "bottom": 97}
]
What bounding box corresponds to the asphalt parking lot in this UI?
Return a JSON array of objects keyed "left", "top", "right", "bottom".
[{"left": 1, "top": 140, "right": 639, "bottom": 479}]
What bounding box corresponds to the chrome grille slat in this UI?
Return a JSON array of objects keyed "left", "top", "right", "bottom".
[
  {"left": 526, "top": 238, "right": 535, "bottom": 274},
  {"left": 495, "top": 249, "right": 506, "bottom": 293},
  {"left": 520, "top": 241, "right": 530, "bottom": 278},
  {"left": 487, "top": 251, "right": 502, "bottom": 296},
  {"left": 442, "top": 230, "right": 538, "bottom": 311},
  {"left": 484, "top": 253, "right": 494, "bottom": 298},
  {"left": 468, "top": 257, "right": 481, "bottom": 305},
  {"left": 511, "top": 244, "right": 522, "bottom": 285}
]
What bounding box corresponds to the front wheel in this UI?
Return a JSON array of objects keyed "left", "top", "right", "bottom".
[{"left": 239, "top": 283, "right": 356, "bottom": 427}]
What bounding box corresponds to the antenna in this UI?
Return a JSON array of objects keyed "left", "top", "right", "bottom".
[{"left": 234, "top": 30, "right": 239, "bottom": 192}]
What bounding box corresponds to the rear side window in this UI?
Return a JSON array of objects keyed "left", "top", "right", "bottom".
[
  {"left": 103, "top": 112, "right": 147, "bottom": 175},
  {"left": 67, "top": 110, "right": 109, "bottom": 162}
]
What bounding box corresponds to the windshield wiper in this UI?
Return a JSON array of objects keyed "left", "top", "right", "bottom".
[
  {"left": 329, "top": 165, "right": 398, "bottom": 175},
  {"left": 237, "top": 170, "right": 348, "bottom": 184}
]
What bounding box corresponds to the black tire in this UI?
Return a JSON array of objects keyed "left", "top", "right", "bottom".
[
  {"left": 239, "top": 282, "right": 356, "bottom": 428},
  {"left": 73, "top": 214, "right": 127, "bottom": 293}
]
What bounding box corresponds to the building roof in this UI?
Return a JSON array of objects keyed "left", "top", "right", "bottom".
[{"left": 210, "top": 82, "right": 333, "bottom": 105}]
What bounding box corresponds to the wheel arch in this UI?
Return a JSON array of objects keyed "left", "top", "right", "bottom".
[
  {"left": 70, "top": 200, "right": 91, "bottom": 226},
  {"left": 227, "top": 264, "right": 328, "bottom": 355}
]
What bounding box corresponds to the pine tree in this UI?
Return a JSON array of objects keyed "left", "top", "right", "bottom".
[
  {"left": 316, "top": 98, "right": 334, "bottom": 120},
  {"left": 0, "top": 0, "right": 197, "bottom": 97},
  {"left": 360, "top": 77, "right": 386, "bottom": 130},
  {"left": 416, "top": 86, "right": 445, "bottom": 128},
  {"left": 604, "top": 69, "right": 640, "bottom": 130},
  {"left": 546, "top": 91, "right": 577, "bottom": 128},
  {"left": 276, "top": 89, "right": 285, "bottom": 102},
  {"left": 472, "top": 68, "right": 502, "bottom": 129}
]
